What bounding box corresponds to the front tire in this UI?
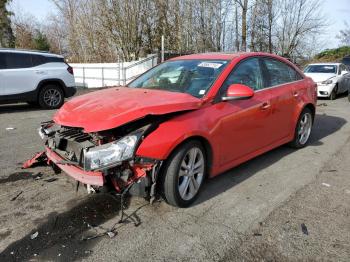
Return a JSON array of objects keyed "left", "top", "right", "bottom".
[
  {"left": 289, "top": 108, "right": 313, "bottom": 148},
  {"left": 38, "top": 84, "right": 64, "bottom": 109},
  {"left": 329, "top": 86, "right": 337, "bottom": 100},
  {"left": 162, "top": 141, "right": 206, "bottom": 208}
]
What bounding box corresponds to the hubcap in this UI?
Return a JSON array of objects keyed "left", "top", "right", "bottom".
[
  {"left": 178, "top": 147, "right": 205, "bottom": 201},
  {"left": 43, "top": 89, "right": 62, "bottom": 107},
  {"left": 298, "top": 112, "right": 312, "bottom": 145}
]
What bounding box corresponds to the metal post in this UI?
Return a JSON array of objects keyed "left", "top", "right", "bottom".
[
  {"left": 161, "top": 35, "right": 165, "bottom": 62},
  {"left": 83, "top": 67, "right": 86, "bottom": 88},
  {"left": 123, "top": 64, "right": 127, "bottom": 86},
  {"left": 102, "top": 67, "right": 105, "bottom": 87},
  {"left": 117, "top": 54, "right": 121, "bottom": 86}
]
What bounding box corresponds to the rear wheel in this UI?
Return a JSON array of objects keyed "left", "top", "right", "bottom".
[
  {"left": 162, "top": 141, "right": 206, "bottom": 207},
  {"left": 38, "top": 84, "right": 64, "bottom": 109},
  {"left": 289, "top": 108, "right": 313, "bottom": 148}
]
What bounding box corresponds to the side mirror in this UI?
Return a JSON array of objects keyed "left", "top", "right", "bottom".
[
  {"left": 222, "top": 84, "right": 254, "bottom": 101},
  {"left": 341, "top": 70, "right": 349, "bottom": 76}
]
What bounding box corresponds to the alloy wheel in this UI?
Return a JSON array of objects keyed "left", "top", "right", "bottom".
[
  {"left": 43, "top": 88, "right": 62, "bottom": 107},
  {"left": 298, "top": 112, "right": 312, "bottom": 145}
]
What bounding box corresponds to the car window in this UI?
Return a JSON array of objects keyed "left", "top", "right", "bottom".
[
  {"left": 220, "top": 58, "right": 263, "bottom": 95},
  {"left": 5, "top": 53, "right": 33, "bottom": 69},
  {"left": 0, "top": 53, "right": 6, "bottom": 69},
  {"left": 304, "top": 65, "right": 337, "bottom": 74},
  {"left": 263, "top": 58, "right": 299, "bottom": 87},
  {"left": 31, "top": 54, "right": 47, "bottom": 66},
  {"left": 129, "top": 59, "right": 229, "bottom": 98}
]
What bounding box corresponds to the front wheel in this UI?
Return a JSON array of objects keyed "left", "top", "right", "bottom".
[
  {"left": 162, "top": 141, "right": 206, "bottom": 208},
  {"left": 329, "top": 86, "right": 337, "bottom": 100},
  {"left": 289, "top": 108, "right": 313, "bottom": 148}
]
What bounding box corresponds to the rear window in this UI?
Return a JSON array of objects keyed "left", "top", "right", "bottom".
[{"left": 342, "top": 57, "right": 350, "bottom": 67}]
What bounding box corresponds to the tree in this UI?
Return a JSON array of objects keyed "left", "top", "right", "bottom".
[
  {"left": 337, "top": 22, "right": 350, "bottom": 46},
  {"left": 33, "top": 31, "right": 50, "bottom": 51},
  {"left": 0, "top": 0, "right": 15, "bottom": 47}
]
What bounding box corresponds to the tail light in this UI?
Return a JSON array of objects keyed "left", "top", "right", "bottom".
[{"left": 67, "top": 65, "right": 74, "bottom": 75}]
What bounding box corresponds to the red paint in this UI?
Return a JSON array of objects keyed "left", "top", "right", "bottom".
[
  {"left": 54, "top": 87, "right": 201, "bottom": 132},
  {"left": 22, "top": 151, "right": 47, "bottom": 168},
  {"left": 53, "top": 52, "right": 316, "bottom": 180},
  {"left": 226, "top": 84, "right": 255, "bottom": 98},
  {"left": 46, "top": 147, "right": 104, "bottom": 186}
]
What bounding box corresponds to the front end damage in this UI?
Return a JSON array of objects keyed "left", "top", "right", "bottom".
[{"left": 29, "top": 118, "right": 164, "bottom": 201}]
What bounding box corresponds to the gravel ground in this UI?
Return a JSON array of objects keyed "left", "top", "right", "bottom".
[{"left": 0, "top": 90, "right": 349, "bottom": 261}]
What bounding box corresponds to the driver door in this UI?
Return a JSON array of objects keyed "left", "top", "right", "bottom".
[{"left": 214, "top": 57, "right": 276, "bottom": 166}]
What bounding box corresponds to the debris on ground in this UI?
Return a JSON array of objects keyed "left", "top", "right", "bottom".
[
  {"left": 30, "top": 231, "right": 39, "bottom": 240},
  {"left": 326, "top": 169, "right": 337, "bottom": 172},
  {"left": 22, "top": 151, "right": 47, "bottom": 169},
  {"left": 301, "top": 223, "right": 309, "bottom": 235},
  {"left": 11, "top": 191, "right": 23, "bottom": 201},
  {"left": 44, "top": 178, "right": 58, "bottom": 183},
  {"left": 322, "top": 183, "right": 331, "bottom": 187},
  {"left": 253, "top": 232, "right": 262, "bottom": 236},
  {"left": 317, "top": 103, "right": 328, "bottom": 107},
  {"left": 107, "top": 231, "right": 116, "bottom": 238},
  {"left": 5, "top": 127, "right": 16, "bottom": 131},
  {"left": 33, "top": 172, "right": 43, "bottom": 180}
]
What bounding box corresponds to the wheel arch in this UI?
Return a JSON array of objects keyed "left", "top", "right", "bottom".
[
  {"left": 36, "top": 79, "right": 67, "bottom": 98},
  {"left": 304, "top": 103, "right": 316, "bottom": 123}
]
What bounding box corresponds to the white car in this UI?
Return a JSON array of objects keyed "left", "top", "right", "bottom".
[
  {"left": 304, "top": 63, "right": 350, "bottom": 100},
  {"left": 0, "top": 49, "right": 76, "bottom": 109}
]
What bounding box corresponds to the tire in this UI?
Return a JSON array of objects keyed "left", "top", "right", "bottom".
[
  {"left": 329, "top": 86, "right": 337, "bottom": 100},
  {"left": 289, "top": 108, "right": 313, "bottom": 149},
  {"left": 38, "top": 84, "right": 64, "bottom": 109},
  {"left": 161, "top": 141, "right": 207, "bottom": 208},
  {"left": 348, "top": 92, "right": 350, "bottom": 103}
]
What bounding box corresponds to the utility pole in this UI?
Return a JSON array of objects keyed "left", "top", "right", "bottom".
[{"left": 161, "top": 35, "right": 165, "bottom": 62}]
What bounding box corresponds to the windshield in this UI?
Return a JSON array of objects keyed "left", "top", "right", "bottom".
[
  {"left": 304, "top": 65, "right": 337, "bottom": 74},
  {"left": 128, "top": 59, "right": 229, "bottom": 98}
]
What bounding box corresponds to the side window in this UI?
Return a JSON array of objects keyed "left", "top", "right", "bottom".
[
  {"left": 0, "top": 53, "right": 6, "bottom": 69},
  {"left": 263, "top": 58, "right": 300, "bottom": 87},
  {"left": 31, "top": 54, "right": 47, "bottom": 66},
  {"left": 46, "top": 56, "right": 64, "bottom": 63},
  {"left": 5, "top": 53, "right": 33, "bottom": 69},
  {"left": 220, "top": 58, "right": 263, "bottom": 95}
]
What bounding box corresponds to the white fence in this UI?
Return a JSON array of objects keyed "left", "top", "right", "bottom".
[{"left": 71, "top": 54, "right": 158, "bottom": 88}]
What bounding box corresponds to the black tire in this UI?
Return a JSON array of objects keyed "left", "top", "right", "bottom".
[
  {"left": 329, "top": 86, "right": 337, "bottom": 100},
  {"left": 38, "top": 84, "right": 64, "bottom": 109},
  {"left": 348, "top": 92, "right": 350, "bottom": 103},
  {"left": 289, "top": 108, "right": 313, "bottom": 149},
  {"left": 161, "top": 140, "right": 207, "bottom": 208}
]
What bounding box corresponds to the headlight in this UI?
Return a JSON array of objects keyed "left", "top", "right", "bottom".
[
  {"left": 321, "top": 78, "right": 334, "bottom": 85},
  {"left": 84, "top": 134, "right": 139, "bottom": 171}
]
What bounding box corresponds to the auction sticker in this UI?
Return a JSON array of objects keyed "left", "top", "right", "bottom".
[{"left": 198, "top": 62, "right": 223, "bottom": 69}]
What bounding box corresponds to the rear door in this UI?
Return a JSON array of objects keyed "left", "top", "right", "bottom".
[
  {"left": 261, "top": 58, "right": 302, "bottom": 141},
  {"left": 2, "top": 52, "right": 38, "bottom": 95}
]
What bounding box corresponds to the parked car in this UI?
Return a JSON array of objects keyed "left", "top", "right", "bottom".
[
  {"left": 342, "top": 55, "right": 350, "bottom": 67},
  {"left": 36, "top": 52, "right": 316, "bottom": 207},
  {"left": 304, "top": 63, "right": 350, "bottom": 100},
  {"left": 0, "top": 49, "right": 76, "bottom": 109}
]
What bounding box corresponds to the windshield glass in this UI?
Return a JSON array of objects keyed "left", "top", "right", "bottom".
[
  {"left": 128, "top": 59, "right": 229, "bottom": 98},
  {"left": 304, "top": 65, "right": 337, "bottom": 74}
]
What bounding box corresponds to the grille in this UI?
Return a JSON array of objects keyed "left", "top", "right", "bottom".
[{"left": 57, "top": 127, "right": 92, "bottom": 143}]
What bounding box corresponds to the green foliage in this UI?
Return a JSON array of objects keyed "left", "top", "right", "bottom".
[
  {"left": 315, "top": 46, "right": 350, "bottom": 62},
  {"left": 32, "top": 31, "right": 50, "bottom": 51},
  {"left": 0, "top": 0, "right": 15, "bottom": 47}
]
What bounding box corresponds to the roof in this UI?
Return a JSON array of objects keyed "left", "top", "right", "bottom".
[
  {"left": 0, "top": 48, "right": 63, "bottom": 58},
  {"left": 169, "top": 52, "right": 286, "bottom": 61}
]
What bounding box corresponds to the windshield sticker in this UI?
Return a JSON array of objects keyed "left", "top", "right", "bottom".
[
  {"left": 198, "top": 62, "right": 223, "bottom": 69},
  {"left": 199, "top": 90, "right": 206, "bottom": 95}
]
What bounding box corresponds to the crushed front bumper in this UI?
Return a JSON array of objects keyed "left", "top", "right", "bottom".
[{"left": 46, "top": 147, "right": 104, "bottom": 186}]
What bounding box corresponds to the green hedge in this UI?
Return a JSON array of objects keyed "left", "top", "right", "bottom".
[{"left": 315, "top": 46, "right": 350, "bottom": 62}]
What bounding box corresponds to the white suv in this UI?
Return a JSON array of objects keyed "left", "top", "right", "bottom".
[{"left": 0, "top": 49, "right": 76, "bottom": 109}]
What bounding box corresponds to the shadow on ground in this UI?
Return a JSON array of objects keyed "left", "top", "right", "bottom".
[
  {"left": 195, "top": 113, "right": 347, "bottom": 205},
  {"left": 0, "top": 194, "right": 136, "bottom": 261}
]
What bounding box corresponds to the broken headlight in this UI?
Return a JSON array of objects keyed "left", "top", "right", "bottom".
[{"left": 84, "top": 134, "right": 140, "bottom": 171}]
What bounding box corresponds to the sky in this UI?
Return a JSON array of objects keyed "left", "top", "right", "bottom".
[{"left": 9, "top": 0, "right": 350, "bottom": 50}]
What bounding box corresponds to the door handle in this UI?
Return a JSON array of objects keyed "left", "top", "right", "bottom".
[
  {"left": 293, "top": 91, "right": 299, "bottom": 97},
  {"left": 35, "top": 70, "right": 45, "bottom": 74},
  {"left": 260, "top": 102, "right": 271, "bottom": 110}
]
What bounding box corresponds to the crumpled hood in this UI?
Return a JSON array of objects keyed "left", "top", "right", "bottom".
[
  {"left": 304, "top": 73, "right": 336, "bottom": 83},
  {"left": 54, "top": 87, "right": 202, "bottom": 132}
]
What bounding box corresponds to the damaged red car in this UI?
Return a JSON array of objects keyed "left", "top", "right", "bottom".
[{"left": 35, "top": 52, "right": 317, "bottom": 207}]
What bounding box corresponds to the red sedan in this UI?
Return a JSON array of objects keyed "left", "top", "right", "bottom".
[{"left": 37, "top": 52, "right": 316, "bottom": 207}]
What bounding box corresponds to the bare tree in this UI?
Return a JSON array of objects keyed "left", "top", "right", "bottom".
[{"left": 337, "top": 22, "right": 350, "bottom": 46}]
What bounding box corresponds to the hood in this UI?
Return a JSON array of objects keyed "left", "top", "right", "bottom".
[
  {"left": 54, "top": 87, "right": 202, "bottom": 132},
  {"left": 304, "top": 73, "right": 336, "bottom": 83}
]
